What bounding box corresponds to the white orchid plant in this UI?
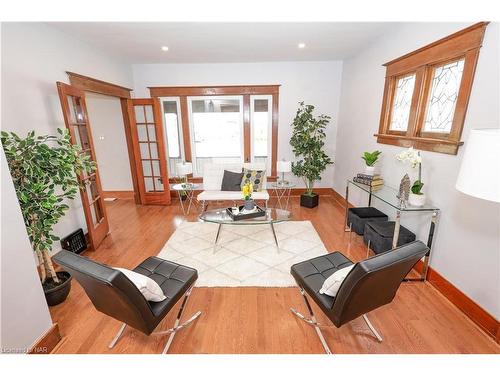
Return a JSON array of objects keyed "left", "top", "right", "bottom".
[{"left": 396, "top": 147, "right": 424, "bottom": 195}]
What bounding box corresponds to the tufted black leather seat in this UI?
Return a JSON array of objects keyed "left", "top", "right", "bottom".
[
  {"left": 291, "top": 241, "right": 428, "bottom": 329},
  {"left": 53, "top": 251, "right": 198, "bottom": 337},
  {"left": 291, "top": 252, "right": 353, "bottom": 311},
  {"left": 133, "top": 257, "right": 197, "bottom": 318}
]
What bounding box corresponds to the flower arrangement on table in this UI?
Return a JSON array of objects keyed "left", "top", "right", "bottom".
[
  {"left": 396, "top": 147, "right": 426, "bottom": 206},
  {"left": 242, "top": 182, "right": 255, "bottom": 210}
]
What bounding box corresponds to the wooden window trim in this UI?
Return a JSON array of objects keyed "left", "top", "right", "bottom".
[
  {"left": 375, "top": 22, "right": 488, "bottom": 155},
  {"left": 149, "top": 85, "right": 280, "bottom": 179}
]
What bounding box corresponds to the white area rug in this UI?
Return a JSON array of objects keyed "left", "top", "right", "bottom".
[{"left": 157, "top": 221, "right": 328, "bottom": 287}]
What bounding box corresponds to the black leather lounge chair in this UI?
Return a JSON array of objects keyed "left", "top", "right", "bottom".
[
  {"left": 290, "top": 240, "right": 429, "bottom": 354},
  {"left": 53, "top": 250, "right": 201, "bottom": 354}
]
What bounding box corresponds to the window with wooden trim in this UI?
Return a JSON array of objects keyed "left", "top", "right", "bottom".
[
  {"left": 376, "top": 22, "right": 488, "bottom": 155},
  {"left": 150, "top": 85, "right": 280, "bottom": 179}
]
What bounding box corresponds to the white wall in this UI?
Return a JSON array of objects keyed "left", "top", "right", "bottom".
[
  {"left": 132, "top": 61, "right": 343, "bottom": 188},
  {"left": 335, "top": 22, "right": 500, "bottom": 318},
  {"left": 1, "top": 149, "right": 53, "bottom": 352},
  {"left": 85, "top": 92, "right": 133, "bottom": 191},
  {"left": 1, "top": 23, "right": 134, "bottom": 253}
]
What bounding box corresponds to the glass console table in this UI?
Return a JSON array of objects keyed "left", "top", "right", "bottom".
[{"left": 345, "top": 179, "right": 440, "bottom": 281}]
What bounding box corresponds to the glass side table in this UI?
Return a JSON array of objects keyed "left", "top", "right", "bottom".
[
  {"left": 171, "top": 183, "right": 200, "bottom": 215},
  {"left": 345, "top": 179, "right": 440, "bottom": 281},
  {"left": 270, "top": 182, "right": 296, "bottom": 210}
]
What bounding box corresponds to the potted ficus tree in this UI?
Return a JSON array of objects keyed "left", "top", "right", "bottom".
[
  {"left": 362, "top": 150, "right": 382, "bottom": 175},
  {"left": 1, "top": 128, "right": 95, "bottom": 306},
  {"left": 290, "top": 102, "right": 333, "bottom": 208}
]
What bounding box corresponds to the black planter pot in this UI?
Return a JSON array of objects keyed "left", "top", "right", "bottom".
[
  {"left": 180, "top": 194, "right": 188, "bottom": 201},
  {"left": 43, "top": 271, "right": 72, "bottom": 306},
  {"left": 300, "top": 193, "right": 319, "bottom": 208}
]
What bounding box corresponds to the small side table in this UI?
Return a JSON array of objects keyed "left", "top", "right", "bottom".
[
  {"left": 171, "top": 183, "right": 199, "bottom": 215},
  {"left": 271, "top": 182, "right": 295, "bottom": 210}
]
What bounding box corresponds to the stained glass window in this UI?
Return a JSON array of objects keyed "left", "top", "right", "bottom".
[
  {"left": 389, "top": 74, "right": 416, "bottom": 131},
  {"left": 423, "top": 59, "right": 465, "bottom": 133}
]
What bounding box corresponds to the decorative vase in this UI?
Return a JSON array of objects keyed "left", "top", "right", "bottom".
[
  {"left": 408, "top": 193, "right": 426, "bottom": 207},
  {"left": 364, "top": 165, "right": 376, "bottom": 175},
  {"left": 244, "top": 199, "right": 255, "bottom": 211}
]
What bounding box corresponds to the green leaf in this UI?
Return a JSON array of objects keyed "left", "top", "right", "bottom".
[
  {"left": 2, "top": 128, "right": 92, "bottom": 264},
  {"left": 289, "top": 102, "right": 333, "bottom": 191}
]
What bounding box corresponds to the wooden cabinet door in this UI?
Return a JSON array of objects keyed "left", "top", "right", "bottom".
[
  {"left": 56, "top": 82, "right": 109, "bottom": 250},
  {"left": 128, "top": 98, "right": 171, "bottom": 205}
]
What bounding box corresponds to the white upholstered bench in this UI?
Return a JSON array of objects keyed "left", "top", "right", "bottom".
[{"left": 197, "top": 162, "right": 269, "bottom": 210}]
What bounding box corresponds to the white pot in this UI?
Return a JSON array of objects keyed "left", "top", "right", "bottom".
[
  {"left": 408, "top": 193, "right": 426, "bottom": 207},
  {"left": 364, "top": 166, "right": 376, "bottom": 175}
]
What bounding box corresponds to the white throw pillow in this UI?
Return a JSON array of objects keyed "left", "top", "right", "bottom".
[
  {"left": 114, "top": 267, "right": 166, "bottom": 302},
  {"left": 319, "top": 265, "right": 355, "bottom": 297}
]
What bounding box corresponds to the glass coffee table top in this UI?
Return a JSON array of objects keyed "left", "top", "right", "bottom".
[{"left": 199, "top": 207, "right": 292, "bottom": 225}]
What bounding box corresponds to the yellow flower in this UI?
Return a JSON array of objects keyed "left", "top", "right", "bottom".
[{"left": 242, "top": 182, "right": 253, "bottom": 198}]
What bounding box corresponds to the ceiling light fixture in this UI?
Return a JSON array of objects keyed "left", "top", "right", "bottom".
[
  {"left": 298, "top": 43, "right": 306, "bottom": 49},
  {"left": 161, "top": 46, "right": 169, "bottom": 52}
]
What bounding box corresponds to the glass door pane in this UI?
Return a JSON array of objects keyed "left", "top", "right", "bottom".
[
  {"left": 129, "top": 98, "right": 170, "bottom": 205},
  {"left": 136, "top": 104, "right": 163, "bottom": 192},
  {"left": 188, "top": 96, "right": 244, "bottom": 176},
  {"left": 250, "top": 95, "right": 272, "bottom": 175},
  {"left": 389, "top": 73, "right": 416, "bottom": 131},
  {"left": 161, "top": 98, "right": 184, "bottom": 176},
  {"left": 423, "top": 58, "right": 465, "bottom": 133},
  {"left": 57, "top": 82, "right": 109, "bottom": 250}
]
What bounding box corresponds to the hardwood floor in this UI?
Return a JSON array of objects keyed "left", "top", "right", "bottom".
[{"left": 50, "top": 196, "right": 500, "bottom": 354}]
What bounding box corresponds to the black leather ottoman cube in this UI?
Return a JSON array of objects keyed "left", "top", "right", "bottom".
[
  {"left": 363, "top": 221, "right": 416, "bottom": 254},
  {"left": 347, "top": 207, "right": 389, "bottom": 235}
]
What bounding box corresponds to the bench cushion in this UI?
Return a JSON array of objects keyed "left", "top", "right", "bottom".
[
  {"left": 202, "top": 162, "right": 267, "bottom": 191},
  {"left": 197, "top": 190, "right": 269, "bottom": 201}
]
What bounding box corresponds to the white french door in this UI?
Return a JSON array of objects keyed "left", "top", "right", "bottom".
[
  {"left": 159, "top": 97, "right": 185, "bottom": 176},
  {"left": 187, "top": 96, "right": 244, "bottom": 176},
  {"left": 250, "top": 95, "right": 273, "bottom": 175}
]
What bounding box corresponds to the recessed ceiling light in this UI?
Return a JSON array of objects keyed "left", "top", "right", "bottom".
[
  {"left": 298, "top": 43, "right": 306, "bottom": 49},
  {"left": 161, "top": 46, "right": 169, "bottom": 52}
]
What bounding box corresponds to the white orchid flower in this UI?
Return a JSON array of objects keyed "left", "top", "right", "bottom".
[{"left": 396, "top": 147, "right": 421, "bottom": 168}]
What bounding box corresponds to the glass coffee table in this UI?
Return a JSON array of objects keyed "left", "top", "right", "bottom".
[{"left": 199, "top": 207, "right": 292, "bottom": 252}]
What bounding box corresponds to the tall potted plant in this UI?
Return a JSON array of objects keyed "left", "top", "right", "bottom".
[
  {"left": 290, "top": 102, "right": 333, "bottom": 208},
  {"left": 1, "top": 128, "right": 95, "bottom": 305}
]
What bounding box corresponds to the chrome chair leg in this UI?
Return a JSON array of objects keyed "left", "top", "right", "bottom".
[
  {"left": 290, "top": 288, "right": 333, "bottom": 354},
  {"left": 362, "top": 313, "right": 383, "bottom": 342},
  {"left": 348, "top": 223, "right": 353, "bottom": 245},
  {"left": 366, "top": 240, "right": 371, "bottom": 258},
  {"left": 108, "top": 323, "right": 127, "bottom": 349},
  {"left": 153, "top": 286, "right": 201, "bottom": 354}
]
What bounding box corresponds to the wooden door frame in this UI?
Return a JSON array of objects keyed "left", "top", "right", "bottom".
[
  {"left": 56, "top": 82, "right": 110, "bottom": 251},
  {"left": 66, "top": 72, "right": 141, "bottom": 204}
]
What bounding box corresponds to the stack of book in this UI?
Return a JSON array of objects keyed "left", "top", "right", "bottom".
[{"left": 353, "top": 173, "right": 384, "bottom": 190}]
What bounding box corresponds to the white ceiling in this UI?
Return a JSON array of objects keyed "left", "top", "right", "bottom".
[{"left": 48, "top": 22, "right": 394, "bottom": 64}]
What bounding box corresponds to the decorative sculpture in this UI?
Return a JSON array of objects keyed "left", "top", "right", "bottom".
[{"left": 397, "top": 174, "right": 411, "bottom": 208}]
